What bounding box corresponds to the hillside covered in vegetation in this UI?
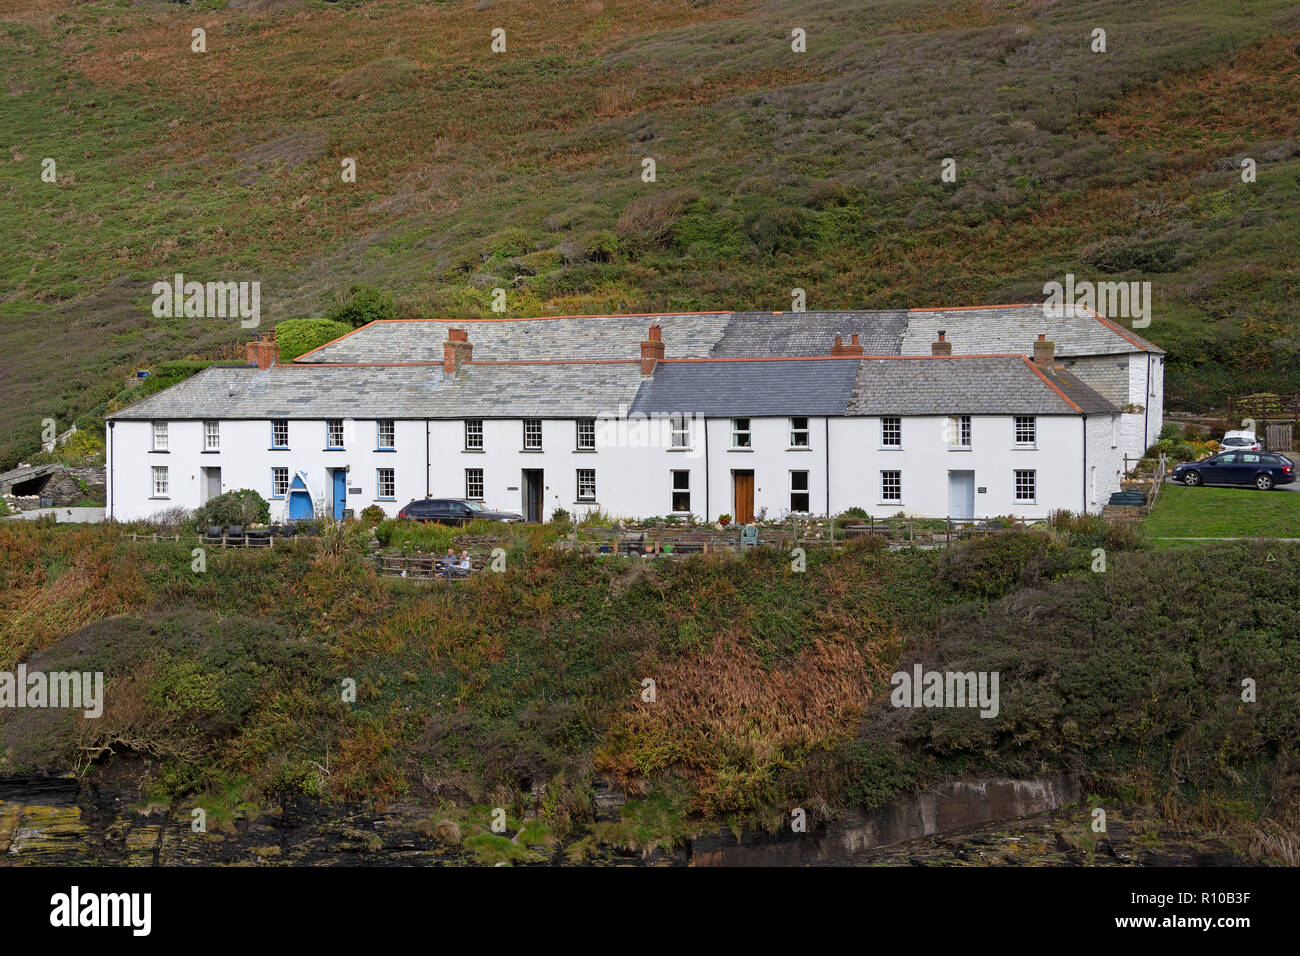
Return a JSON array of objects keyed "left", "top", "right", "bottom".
[
  {"left": 2, "top": 0, "right": 1299, "bottom": 468},
  {"left": 1, "top": 519, "right": 1295, "bottom": 862}
]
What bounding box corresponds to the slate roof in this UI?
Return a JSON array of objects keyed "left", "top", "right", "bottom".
[
  {"left": 106, "top": 362, "right": 647, "bottom": 420},
  {"left": 296, "top": 305, "right": 1161, "bottom": 365},
  {"left": 846, "top": 357, "right": 1119, "bottom": 416},
  {"left": 901, "top": 305, "right": 1162, "bottom": 357},
  {"left": 630, "top": 359, "right": 862, "bottom": 417},
  {"left": 111, "top": 305, "right": 1133, "bottom": 421},
  {"left": 295, "top": 314, "right": 732, "bottom": 364}
]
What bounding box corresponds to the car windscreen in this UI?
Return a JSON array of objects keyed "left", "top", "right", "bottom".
[{"left": 465, "top": 501, "right": 486, "bottom": 511}]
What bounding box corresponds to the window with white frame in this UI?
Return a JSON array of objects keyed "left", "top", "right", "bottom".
[
  {"left": 376, "top": 468, "right": 395, "bottom": 499},
  {"left": 576, "top": 468, "right": 596, "bottom": 501},
  {"left": 882, "top": 416, "right": 901, "bottom": 447},
  {"left": 152, "top": 421, "right": 168, "bottom": 451},
  {"left": 465, "top": 468, "right": 484, "bottom": 500},
  {"left": 523, "top": 419, "right": 542, "bottom": 450},
  {"left": 948, "top": 415, "right": 972, "bottom": 449},
  {"left": 881, "top": 470, "right": 901, "bottom": 502},
  {"left": 732, "top": 418, "right": 751, "bottom": 448},
  {"left": 151, "top": 465, "right": 169, "bottom": 497},
  {"left": 576, "top": 418, "right": 595, "bottom": 450},
  {"left": 377, "top": 420, "right": 395, "bottom": 450},
  {"left": 203, "top": 420, "right": 219, "bottom": 451},
  {"left": 465, "top": 419, "right": 483, "bottom": 450},
  {"left": 326, "top": 419, "right": 344, "bottom": 448},
  {"left": 670, "top": 415, "right": 690, "bottom": 449},
  {"left": 671, "top": 470, "right": 690, "bottom": 512},
  {"left": 272, "top": 467, "right": 289, "bottom": 498},
  {"left": 271, "top": 419, "right": 289, "bottom": 448},
  {"left": 1015, "top": 469, "right": 1037, "bottom": 502},
  {"left": 1014, "top": 416, "right": 1036, "bottom": 447},
  {"left": 790, "top": 417, "right": 810, "bottom": 448},
  {"left": 790, "top": 471, "right": 810, "bottom": 512}
]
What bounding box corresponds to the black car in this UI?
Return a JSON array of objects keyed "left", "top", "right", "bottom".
[
  {"left": 1172, "top": 452, "right": 1295, "bottom": 490},
  {"left": 397, "top": 498, "right": 525, "bottom": 524}
]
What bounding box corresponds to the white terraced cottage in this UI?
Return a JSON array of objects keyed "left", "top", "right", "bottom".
[{"left": 104, "top": 305, "right": 1164, "bottom": 523}]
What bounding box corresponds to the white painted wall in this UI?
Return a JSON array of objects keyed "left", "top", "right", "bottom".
[
  {"left": 106, "top": 418, "right": 425, "bottom": 522},
  {"left": 107, "top": 412, "right": 1126, "bottom": 522}
]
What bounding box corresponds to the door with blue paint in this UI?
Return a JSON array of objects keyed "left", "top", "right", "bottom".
[
  {"left": 287, "top": 473, "right": 314, "bottom": 520},
  {"left": 332, "top": 470, "right": 347, "bottom": 520}
]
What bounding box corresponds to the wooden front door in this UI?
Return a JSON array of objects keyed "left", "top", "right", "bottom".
[{"left": 733, "top": 470, "right": 754, "bottom": 524}]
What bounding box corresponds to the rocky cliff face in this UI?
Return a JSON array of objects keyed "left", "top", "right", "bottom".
[{"left": 0, "top": 763, "right": 1244, "bottom": 866}]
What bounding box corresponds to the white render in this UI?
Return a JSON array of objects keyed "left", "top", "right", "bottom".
[{"left": 106, "top": 410, "right": 1126, "bottom": 523}]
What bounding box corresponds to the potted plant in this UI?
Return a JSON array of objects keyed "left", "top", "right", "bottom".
[{"left": 718, "top": 513, "right": 732, "bottom": 527}]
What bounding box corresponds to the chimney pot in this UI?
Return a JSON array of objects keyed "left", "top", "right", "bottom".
[
  {"left": 640, "top": 324, "right": 666, "bottom": 375},
  {"left": 1033, "top": 334, "right": 1056, "bottom": 368},
  {"left": 931, "top": 330, "right": 953, "bottom": 356},
  {"left": 830, "top": 334, "right": 863, "bottom": 357},
  {"left": 444, "top": 329, "right": 473, "bottom": 373}
]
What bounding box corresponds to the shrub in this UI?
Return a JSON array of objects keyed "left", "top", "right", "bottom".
[
  {"left": 194, "top": 489, "right": 271, "bottom": 529},
  {"left": 328, "top": 284, "right": 398, "bottom": 329},
  {"left": 551, "top": 507, "right": 570, "bottom": 523},
  {"left": 359, "top": 505, "right": 386, "bottom": 527},
  {"left": 1158, "top": 422, "right": 1183, "bottom": 442},
  {"left": 275, "top": 318, "right": 354, "bottom": 361},
  {"left": 614, "top": 189, "right": 699, "bottom": 256},
  {"left": 744, "top": 206, "right": 814, "bottom": 254},
  {"left": 936, "top": 532, "right": 1052, "bottom": 600}
]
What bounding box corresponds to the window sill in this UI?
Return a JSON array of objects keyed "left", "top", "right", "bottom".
[
  {"left": 200, "top": 449, "right": 220, "bottom": 454},
  {"left": 878, "top": 500, "right": 903, "bottom": 506},
  {"left": 375, "top": 448, "right": 396, "bottom": 453},
  {"left": 149, "top": 449, "right": 169, "bottom": 454},
  {"left": 573, "top": 448, "right": 597, "bottom": 453},
  {"left": 786, "top": 446, "right": 812, "bottom": 452},
  {"left": 1015, "top": 499, "right": 1037, "bottom": 506},
  {"left": 322, "top": 447, "right": 346, "bottom": 452},
  {"left": 948, "top": 447, "right": 972, "bottom": 452},
  {"left": 268, "top": 447, "right": 290, "bottom": 451},
  {"left": 878, "top": 446, "right": 903, "bottom": 452},
  {"left": 727, "top": 447, "right": 753, "bottom": 453},
  {"left": 374, "top": 498, "right": 395, "bottom": 502},
  {"left": 667, "top": 447, "right": 694, "bottom": 453},
  {"left": 148, "top": 496, "right": 170, "bottom": 501},
  {"left": 1012, "top": 445, "right": 1037, "bottom": 451},
  {"left": 575, "top": 500, "right": 597, "bottom": 505},
  {"left": 271, "top": 495, "right": 285, "bottom": 500},
  {"left": 521, "top": 448, "right": 544, "bottom": 454},
  {"left": 463, "top": 447, "right": 485, "bottom": 453}
]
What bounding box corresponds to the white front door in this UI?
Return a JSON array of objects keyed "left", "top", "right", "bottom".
[{"left": 948, "top": 470, "right": 974, "bottom": 520}]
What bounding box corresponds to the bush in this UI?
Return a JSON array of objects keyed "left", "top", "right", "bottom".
[
  {"left": 275, "top": 318, "right": 354, "bottom": 361},
  {"left": 614, "top": 190, "right": 699, "bottom": 256},
  {"left": 744, "top": 206, "right": 814, "bottom": 255},
  {"left": 1158, "top": 422, "right": 1183, "bottom": 442},
  {"left": 551, "top": 507, "right": 570, "bottom": 523},
  {"left": 194, "top": 489, "right": 271, "bottom": 529},
  {"left": 328, "top": 284, "right": 399, "bottom": 329},
  {"left": 359, "top": 505, "right": 386, "bottom": 527}
]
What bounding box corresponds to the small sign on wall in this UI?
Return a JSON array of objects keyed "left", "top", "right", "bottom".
[
  {"left": 977, "top": 487, "right": 987, "bottom": 494},
  {"left": 348, "top": 487, "right": 362, "bottom": 495}
]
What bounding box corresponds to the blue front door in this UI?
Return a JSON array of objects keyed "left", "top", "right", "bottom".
[
  {"left": 332, "top": 470, "right": 347, "bottom": 520},
  {"left": 287, "top": 472, "right": 313, "bottom": 520}
]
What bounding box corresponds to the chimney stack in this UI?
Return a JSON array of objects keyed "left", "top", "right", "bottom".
[
  {"left": 443, "top": 327, "right": 472, "bottom": 374},
  {"left": 640, "top": 324, "right": 665, "bottom": 375},
  {"left": 1033, "top": 333, "right": 1055, "bottom": 368},
  {"left": 829, "top": 333, "right": 863, "bottom": 357},
  {"left": 247, "top": 329, "right": 277, "bottom": 370},
  {"left": 931, "top": 330, "right": 952, "bottom": 356}
]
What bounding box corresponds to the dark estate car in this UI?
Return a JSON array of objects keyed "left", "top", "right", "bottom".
[
  {"left": 397, "top": 497, "right": 525, "bottom": 524},
  {"left": 1172, "top": 452, "right": 1295, "bottom": 490}
]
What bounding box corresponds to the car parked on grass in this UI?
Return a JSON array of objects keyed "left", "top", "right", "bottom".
[
  {"left": 1218, "top": 430, "right": 1263, "bottom": 453},
  {"left": 396, "top": 497, "right": 525, "bottom": 524},
  {"left": 1172, "top": 452, "right": 1295, "bottom": 490}
]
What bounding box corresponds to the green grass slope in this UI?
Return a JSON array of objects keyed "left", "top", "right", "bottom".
[{"left": 2, "top": 0, "right": 1298, "bottom": 467}]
